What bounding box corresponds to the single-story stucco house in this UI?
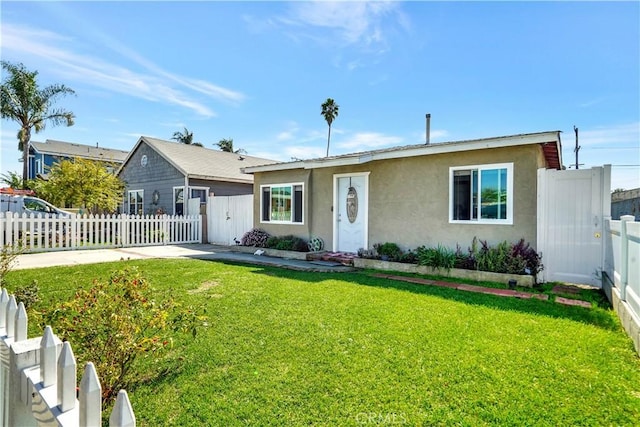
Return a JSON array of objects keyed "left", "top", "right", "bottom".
[
  {"left": 242, "top": 131, "right": 563, "bottom": 254},
  {"left": 118, "top": 136, "right": 276, "bottom": 217}
]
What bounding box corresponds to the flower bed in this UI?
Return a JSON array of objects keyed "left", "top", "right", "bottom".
[
  {"left": 353, "top": 258, "right": 535, "bottom": 287},
  {"left": 357, "top": 238, "right": 541, "bottom": 287}
]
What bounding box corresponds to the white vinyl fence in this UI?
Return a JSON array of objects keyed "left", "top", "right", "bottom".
[
  {"left": 604, "top": 215, "right": 640, "bottom": 355},
  {"left": 207, "top": 195, "right": 253, "bottom": 245},
  {"left": 0, "top": 288, "right": 135, "bottom": 426},
  {"left": 0, "top": 212, "right": 202, "bottom": 253}
]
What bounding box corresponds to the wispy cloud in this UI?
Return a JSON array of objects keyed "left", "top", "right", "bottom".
[
  {"left": 337, "top": 132, "right": 404, "bottom": 150},
  {"left": 285, "top": 145, "right": 326, "bottom": 161},
  {"left": 0, "top": 23, "right": 245, "bottom": 118},
  {"left": 579, "top": 97, "right": 606, "bottom": 108},
  {"left": 283, "top": 1, "right": 403, "bottom": 49},
  {"left": 248, "top": 1, "right": 409, "bottom": 70},
  {"left": 578, "top": 122, "right": 640, "bottom": 147},
  {"left": 276, "top": 121, "right": 301, "bottom": 141}
]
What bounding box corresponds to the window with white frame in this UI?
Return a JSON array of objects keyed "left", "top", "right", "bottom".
[
  {"left": 261, "top": 183, "right": 303, "bottom": 224},
  {"left": 174, "top": 187, "right": 208, "bottom": 215},
  {"left": 128, "top": 189, "right": 144, "bottom": 215},
  {"left": 450, "top": 163, "right": 513, "bottom": 224},
  {"left": 190, "top": 188, "right": 208, "bottom": 204},
  {"left": 174, "top": 187, "right": 184, "bottom": 215}
]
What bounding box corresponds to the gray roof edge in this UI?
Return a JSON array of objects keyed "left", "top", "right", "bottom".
[
  {"left": 117, "top": 136, "right": 277, "bottom": 180},
  {"left": 30, "top": 140, "right": 129, "bottom": 159},
  {"left": 243, "top": 130, "right": 562, "bottom": 173}
]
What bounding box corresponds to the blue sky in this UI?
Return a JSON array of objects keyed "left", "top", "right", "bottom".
[{"left": 1, "top": 1, "right": 639, "bottom": 190}]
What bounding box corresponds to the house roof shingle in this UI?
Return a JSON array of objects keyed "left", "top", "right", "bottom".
[
  {"left": 124, "top": 136, "right": 278, "bottom": 183},
  {"left": 30, "top": 140, "right": 129, "bottom": 163}
]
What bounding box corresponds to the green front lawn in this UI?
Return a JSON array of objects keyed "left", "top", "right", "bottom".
[{"left": 6, "top": 259, "right": 640, "bottom": 426}]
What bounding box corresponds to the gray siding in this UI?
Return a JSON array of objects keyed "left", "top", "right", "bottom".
[
  {"left": 612, "top": 198, "right": 640, "bottom": 220},
  {"left": 189, "top": 178, "right": 253, "bottom": 197},
  {"left": 119, "top": 141, "right": 256, "bottom": 215},
  {"left": 119, "top": 142, "right": 185, "bottom": 215}
]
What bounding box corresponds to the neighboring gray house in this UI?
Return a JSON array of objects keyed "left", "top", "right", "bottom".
[
  {"left": 117, "top": 136, "right": 276, "bottom": 216},
  {"left": 611, "top": 188, "right": 640, "bottom": 220},
  {"left": 29, "top": 139, "right": 129, "bottom": 179}
]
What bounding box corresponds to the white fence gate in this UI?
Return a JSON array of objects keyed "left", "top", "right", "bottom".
[
  {"left": 1, "top": 288, "right": 135, "bottom": 426},
  {"left": 207, "top": 195, "right": 253, "bottom": 245},
  {"left": 537, "top": 165, "right": 611, "bottom": 286}
]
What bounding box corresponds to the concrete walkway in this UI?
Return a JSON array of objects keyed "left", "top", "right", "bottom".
[{"left": 11, "top": 244, "right": 355, "bottom": 273}]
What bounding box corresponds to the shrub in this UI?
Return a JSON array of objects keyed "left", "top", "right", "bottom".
[
  {"left": 42, "top": 267, "right": 207, "bottom": 404},
  {"left": 511, "top": 238, "right": 543, "bottom": 275},
  {"left": 374, "top": 242, "right": 403, "bottom": 262},
  {"left": 398, "top": 249, "right": 419, "bottom": 264},
  {"left": 266, "top": 235, "right": 309, "bottom": 252},
  {"left": 417, "top": 244, "right": 456, "bottom": 271},
  {"left": 0, "top": 243, "right": 22, "bottom": 287},
  {"left": 12, "top": 280, "right": 39, "bottom": 309},
  {"left": 475, "top": 240, "right": 511, "bottom": 274},
  {"left": 291, "top": 237, "right": 310, "bottom": 252},
  {"left": 473, "top": 238, "right": 543, "bottom": 275},
  {"left": 240, "top": 228, "right": 271, "bottom": 247},
  {"left": 454, "top": 243, "right": 476, "bottom": 270}
]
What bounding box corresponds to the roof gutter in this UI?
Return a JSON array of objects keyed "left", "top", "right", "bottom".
[{"left": 188, "top": 174, "right": 253, "bottom": 184}]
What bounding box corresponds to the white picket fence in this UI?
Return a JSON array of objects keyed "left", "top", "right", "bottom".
[
  {"left": 0, "top": 212, "right": 202, "bottom": 253},
  {"left": 604, "top": 215, "right": 640, "bottom": 355},
  {"left": 0, "top": 287, "right": 135, "bottom": 426}
]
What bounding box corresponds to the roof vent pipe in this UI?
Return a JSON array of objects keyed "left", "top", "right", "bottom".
[{"left": 425, "top": 113, "right": 431, "bottom": 145}]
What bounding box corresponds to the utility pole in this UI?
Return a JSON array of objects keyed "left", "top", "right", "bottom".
[{"left": 574, "top": 125, "right": 580, "bottom": 169}]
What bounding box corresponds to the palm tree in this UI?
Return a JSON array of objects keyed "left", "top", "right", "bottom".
[
  {"left": 171, "top": 127, "right": 203, "bottom": 147},
  {"left": 1, "top": 61, "right": 75, "bottom": 184},
  {"left": 0, "top": 171, "right": 23, "bottom": 189},
  {"left": 216, "top": 138, "right": 246, "bottom": 154},
  {"left": 321, "top": 98, "right": 339, "bottom": 157}
]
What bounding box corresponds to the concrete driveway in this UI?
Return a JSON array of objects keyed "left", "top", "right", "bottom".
[{"left": 11, "top": 244, "right": 354, "bottom": 272}]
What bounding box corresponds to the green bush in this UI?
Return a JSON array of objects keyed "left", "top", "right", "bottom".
[
  {"left": 0, "top": 243, "right": 22, "bottom": 287},
  {"left": 417, "top": 244, "right": 456, "bottom": 271},
  {"left": 446, "top": 238, "right": 543, "bottom": 276},
  {"left": 398, "top": 249, "right": 418, "bottom": 264},
  {"left": 12, "top": 280, "right": 39, "bottom": 309},
  {"left": 41, "top": 267, "right": 207, "bottom": 404},
  {"left": 266, "top": 235, "right": 309, "bottom": 252},
  {"left": 373, "top": 242, "right": 403, "bottom": 261}
]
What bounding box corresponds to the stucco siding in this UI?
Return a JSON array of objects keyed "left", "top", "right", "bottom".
[
  {"left": 253, "top": 170, "right": 312, "bottom": 237},
  {"left": 252, "top": 144, "right": 545, "bottom": 252}
]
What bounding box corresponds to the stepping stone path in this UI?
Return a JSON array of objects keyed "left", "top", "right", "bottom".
[
  {"left": 554, "top": 297, "right": 592, "bottom": 308},
  {"left": 372, "top": 273, "right": 593, "bottom": 308}
]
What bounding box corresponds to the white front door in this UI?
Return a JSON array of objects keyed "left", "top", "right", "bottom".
[
  {"left": 334, "top": 173, "right": 369, "bottom": 253},
  {"left": 537, "top": 166, "right": 611, "bottom": 286}
]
